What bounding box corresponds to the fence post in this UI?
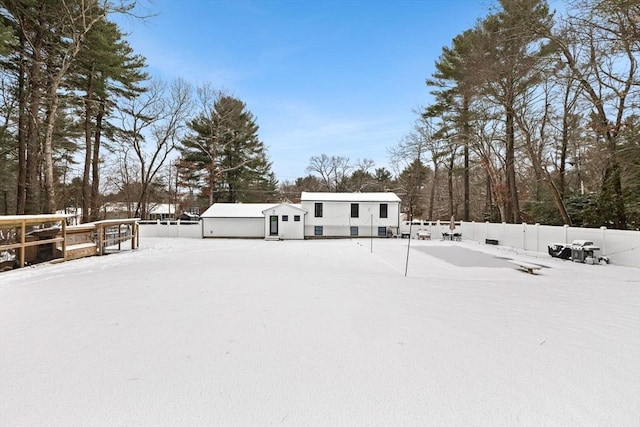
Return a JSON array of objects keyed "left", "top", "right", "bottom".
[
  {"left": 486, "top": 221, "right": 489, "bottom": 244},
  {"left": 564, "top": 224, "right": 569, "bottom": 244},
  {"left": 522, "top": 222, "right": 527, "bottom": 251},
  {"left": 535, "top": 223, "right": 540, "bottom": 252},
  {"left": 156, "top": 219, "right": 160, "bottom": 237},
  {"left": 177, "top": 219, "right": 181, "bottom": 238},
  {"left": 601, "top": 226, "right": 607, "bottom": 256}
]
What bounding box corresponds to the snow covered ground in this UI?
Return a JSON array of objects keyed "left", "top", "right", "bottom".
[{"left": 1, "top": 237, "right": 639, "bottom": 427}]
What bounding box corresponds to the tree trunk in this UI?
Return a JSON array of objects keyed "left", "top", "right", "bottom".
[
  {"left": 25, "top": 27, "right": 43, "bottom": 215},
  {"left": 42, "top": 83, "right": 59, "bottom": 213},
  {"left": 505, "top": 107, "right": 520, "bottom": 223},
  {"left": 447, "top": 152, "right": 455, "bottom": 217},
  {"left": 428, "top": 162, "right": 438, "bottom": 220},
  {"left": 82, "top": 69, "right": 94, "bottom": 223},
  {"left": 208, "top": 165, "right": 216, "bottom": 205},
  {"left": 90, "top": 101, "right": 104, "bottom": 221},
  {"left": 462, "top": 97, "right": 470, "bottom": 221},
  {"left": 16, "top": 31, "right": 27, "bottom": 214},
  {"left": 558, "top": 84, "right": 573, "bottom": 198}
]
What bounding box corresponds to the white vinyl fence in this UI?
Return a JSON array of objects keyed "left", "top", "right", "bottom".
[
  {"left": 458, "top": 221, "right": 639, "bottom": 268},
  {"left": 138, "top": 220, "right": 201, "bottom": 238},
  {"left": 137, "top": 218, "right": 639, "bottom": 268}
]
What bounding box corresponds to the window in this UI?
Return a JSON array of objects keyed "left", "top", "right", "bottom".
[
  {"left": 314, "top": 203, "right": 323, "bottom": 217},
  {"left": 314, "top": 226, "right": 323, "bottom": 236},
  {"left": 294, "top": 215, "right": 300, "bottom": 222},
  {"left": 378, "top": 227, "right": 387, "bottom": 237},
  {"left": 282, "top": 215, "right": 289, "bottom": 221},
  {"left": 380, "top": 203, "right": 388, "bottom": 218},
  {"left": 350, "top": 203, "right": 359, "bottom": 218},
  {"left": 350, "top": 226, "right": 358, "bottom": 236}
]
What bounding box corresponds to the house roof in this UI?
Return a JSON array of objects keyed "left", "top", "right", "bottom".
[
  {"left": 201, "top": 203, "right": 279, "bottom": 218},
  {"left": 261, "top": 203, "right": 307, "bottom": 214},
  {"left": 148, "top": 203, "right": 177, "bottom": 215},
  {"left": 300, "top": 192, "right": 401, "bottom": 202}
]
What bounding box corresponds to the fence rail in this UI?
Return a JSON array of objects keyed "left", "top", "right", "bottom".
[
  {"left": 0, "top": 215, "right": 139, "bottom": 270},
  {"left": 138, "top": 220, "right": 201, "bottom": 238}
]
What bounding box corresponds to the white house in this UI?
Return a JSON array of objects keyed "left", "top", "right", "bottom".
[
  {"left": 148, "top": 203, "right": 177, "bottom": 221},
  {"left": 300, "top": 192, "right": 401, "bottom": 238},
  {"left": 200, "top": 192, "right": 400, "bottom": 239}
]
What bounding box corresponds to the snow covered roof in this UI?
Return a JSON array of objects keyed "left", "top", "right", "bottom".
[
  {"left": 301, "top": 192, "right": 401, "bottom": 202},
  {"left": 261, "top": 203, "right": 306, "bottom": 214},
  {"left": 201, "top": 203, "right": 279, "bottom": 218},
  {"left": 148, "top": 203, "right": 177, "bottom": 215}
]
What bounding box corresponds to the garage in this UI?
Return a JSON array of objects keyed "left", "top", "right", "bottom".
[{"left": 201, "top": 203, "right": 276, "bottom": 238}]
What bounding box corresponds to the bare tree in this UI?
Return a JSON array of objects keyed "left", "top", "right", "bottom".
[
  {"left": 350, "top": 158, "right": 376, "bottom": 191},
  {"left": 305, "top": 154, "right": 352, "bottom": 192},
  {"left": 116, "top": 78, "right": 192, "bottom": 219},
  {"left": 514, "top": 78, "right": 573, "bottom": 224},
  {"left": 530, "top": 0, "right": 639, "bottom": 227}
]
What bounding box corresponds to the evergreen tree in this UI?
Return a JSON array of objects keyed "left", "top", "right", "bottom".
[
  {"left": 69, "top": 18, "right": 147, "bottom": 222},
  {"left": 2, "top": 0, "right": 137, "bottom": 213},
  {"left": 179, "top": 94, "right": 277, "bottom": 204},
  {"left": 398, "top": 159, "right": 429, "bottom": 220},
  {"left": 472, "top": 0, "right": 555, "bottom": 223}
]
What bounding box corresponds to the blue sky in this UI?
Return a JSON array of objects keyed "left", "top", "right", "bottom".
[{"left": 116, "top": 0, "right": 493, "bottom": 182}]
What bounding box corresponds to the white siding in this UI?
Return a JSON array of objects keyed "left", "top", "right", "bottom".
[
  {"left": 301, "top": 200, "right": 400, "bottom": 237},
  {"left": 202, "top": 217, "right": 264, "bottom": 238},
  {"left": 262, "top": 204, "right": 306, "bottom": 240}
]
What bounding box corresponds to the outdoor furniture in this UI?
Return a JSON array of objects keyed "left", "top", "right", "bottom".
[
  {"left": 418, "top": 231, "right": 431, "bottom": 240},
  {"left": 509, "top": 260, "right": 542, "bottom": 274},
  {"left": 548, "top": 243, "right": 571, "bottom": 259},
  {"left": 442, "top": 231, "right": 461, "bottom": 241}
]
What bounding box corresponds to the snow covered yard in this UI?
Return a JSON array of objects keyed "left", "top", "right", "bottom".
[{"left": 1, "top": 237, "right": 638, "bottom": 427}]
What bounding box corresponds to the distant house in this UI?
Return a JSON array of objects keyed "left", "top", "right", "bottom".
[
  {"left": 148, "top": 203, "right": 177, "bottom": 221},
  {"left": 200, "top": 192, "right": 400, "bottom": 240},
  {"left": 301, "top": 192, "right": 401, "bottom": 238},
  {"left": 100, "top": 202, "right": 135, "bottom": 219}
]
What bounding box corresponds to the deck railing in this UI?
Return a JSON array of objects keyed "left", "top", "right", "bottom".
[{"left": 0, "top": 215, "right": 139, "bottom": 270}]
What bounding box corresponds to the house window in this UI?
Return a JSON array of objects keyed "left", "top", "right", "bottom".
[
  {"left": 350, "top": 203, "right": 359, "bottom": 218},
  {"left": 350, "top": 226, "right": 358, "bottom": 236},
  {"left": 282, "top": 215, "right": 289, "bottom": 221},
  {"left": 294, "top": 215, "right": 300, "bottom": 222},
  {"left": 378, "top": 226, "right": 387, "bottom": 237},
  {"left": 314, "top": 226, "right": 323, "bottom": 236},
  {"left": 314, "top": 203, "right": 323, "bottom": 217},
  {"left": 380, "top": 203, "right": 388, "bottom": 218}
]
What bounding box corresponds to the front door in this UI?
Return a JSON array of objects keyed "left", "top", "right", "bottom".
[{"left": 269, "top": 215, "right": 278, "bottom": 235}]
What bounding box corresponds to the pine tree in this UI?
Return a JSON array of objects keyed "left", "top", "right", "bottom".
[
  {"left": 179, "top": 94, "right": 277, "bottom": 204},
  {"left": 469, "top": 0, "right": 555, "bottom": 223},
  {"left": 3, "top": 0, "right": 138, "bottom": 214},
  {"left": 69, "top": 18, "right": 147, "bottom": 222}
]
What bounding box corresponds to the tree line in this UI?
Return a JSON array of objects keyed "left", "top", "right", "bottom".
[
  {"left": 0, "top": 0, "right": 638, "bottom": 229},
  {"left": 396, "top": 0, "right": 638, "bottom": 228},
  {"left": 0, "top": 0, "right": 276, "bottom": 221},
  {"left": 294, "top": 0, "right": 638, "bottom": 229}
]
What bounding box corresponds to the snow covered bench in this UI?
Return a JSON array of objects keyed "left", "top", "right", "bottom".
[{"left": 509, "top": 260, "right": 542, "bottom": 274}]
